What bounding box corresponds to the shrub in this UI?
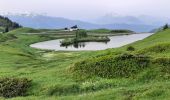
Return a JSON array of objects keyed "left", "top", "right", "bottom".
[
  {"left": 60, "top": 38, "right": 74, "bottom": 46},
  {"left": 70, "top": 53, "right": 150, "bottom": 80},
  {"left": 153, "top": 57, "right": 170, "bottom": 66},
  {"left": 153, "top": 57, "right": 170, "bottom": 74},
  {"left": 127, "top": 46, "right": 135, "bottom": 51},
  {"left": 111, "top": 30, "right": 133, "bottom": 33},
  {"left": 0, "top": 78, "right": 31, "bottom": 98}
]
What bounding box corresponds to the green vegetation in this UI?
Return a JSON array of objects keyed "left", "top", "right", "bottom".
[
  {"left": 71, "top": 53, "right": 150, "bottom": 80},
  {"left": 0, "top": 16, "right": 21, "bottom": 32},
  {"left": 0, "top": 27, "right": 4, "bottom": 33},
  {"left": 111, "top": 29, "right": 134, "bottom": 33},
  {"left": 88, "top": 29, "right": 133, "bottom": 34},
  {"left": 87, "top": 29, "right": 112, "bottom": 33},
  {"left": 151, "top": 24, "right": 169, "bottom": 33},
  {"left": 60, "top": 30, "right": 110, "bottom": 46},
  {"left": 0, "top": 27, "right": 170, "bottom": 99},
  {"left": 0, "top": 33, "right": 17, "bottom": 42},
  {"left": 0, "top": 78, "right": 31, "bottom": 98},
  {"left": 163, "top": 24, "right": 169, "bottom": 30},
  {"left": 127, "top": 46, "right": 135, "bottom": 51},
  {"left": 61, "top": 36, "right": 110, "bottom": 46},
  {"left": 75, "top": 30, "right": 87, "bottom": 38}
]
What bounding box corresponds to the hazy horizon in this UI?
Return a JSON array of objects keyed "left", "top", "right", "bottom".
[{"left": 0, "top": 0, "right": 170, "bottom": 20}]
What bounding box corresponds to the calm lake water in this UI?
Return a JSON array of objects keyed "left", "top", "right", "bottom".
[{"left": 30, "top": 33, "right": 153, "bottom": 51}]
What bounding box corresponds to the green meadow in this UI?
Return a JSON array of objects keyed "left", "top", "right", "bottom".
[{"left": 0, "top": 27, "right": 170, "bottom": 100}]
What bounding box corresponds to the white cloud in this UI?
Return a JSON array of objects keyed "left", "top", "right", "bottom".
[{"left": 0, "top": 0, "right": 169, "bottom": 19}]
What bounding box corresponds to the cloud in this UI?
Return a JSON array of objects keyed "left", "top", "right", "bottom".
[{"left": 0, "top": 0, "right": 169, "bottom": 19}]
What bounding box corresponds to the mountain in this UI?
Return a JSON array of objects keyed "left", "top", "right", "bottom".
[
  {"left": 102, "top": 23, "right": 156, "bottom": 32},
  {"left": 6, "top": 14, "right": 100, "bottom": 29},
  {"left": 90, "top": 14, "right": 170, "bottom": 26},
  {"left": 138, "top": 15, "right": 170, "bottom": 26},
  {"left": 90, "top": 14, "right": 144, "bottom": 25},
  {"left": 4, "top": 13, "right": 159, "bottom": 32}
]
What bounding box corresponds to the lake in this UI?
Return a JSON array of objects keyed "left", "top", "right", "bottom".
[{"left": 30, "top": 33, "right": 153, "bottom": 51}]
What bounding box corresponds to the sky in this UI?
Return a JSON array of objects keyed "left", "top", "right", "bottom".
[{"left": 0, "top": 0, "right": 170, "bottom": 20}]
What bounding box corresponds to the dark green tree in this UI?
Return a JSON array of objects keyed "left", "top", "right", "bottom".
[
  {"left": 75, "top": 30, "right": 87, "bottom": 38},
  {"left": 163, "top": 24, "right": 169, "bottom": 30}
]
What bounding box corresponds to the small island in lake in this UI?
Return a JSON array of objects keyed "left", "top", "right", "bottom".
[{"left": 60, "top": 30, "right": 110, "bottom": 46}]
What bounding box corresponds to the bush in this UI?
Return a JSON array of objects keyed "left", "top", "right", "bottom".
[
  {"left": 0, "top": 78, "right": 31, "bottom": 98},
  {"left": 153, "top": 57, "right": 170, "bottom": 74},
  {"left": 153, "top": 57, "right": 170, "bottom": 66},
  {"left": 127, "top": 46, "right": 135, "bottom": 51},
  {"left": 70, "top": 53, "right": 150, "bottom": 80},
  {"left": 60, "top": 38, "right": 74, "bottom": 46},
  {"left": 111, "top": 30, "right": 133, "bottom": 33}
]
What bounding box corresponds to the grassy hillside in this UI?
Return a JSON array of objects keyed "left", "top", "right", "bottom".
[
  {"left": 0, "top": 28, "right": 169, "bottom": 99},
  {"left": 0, "top": 16, "right": 21, "bottom": 32}
]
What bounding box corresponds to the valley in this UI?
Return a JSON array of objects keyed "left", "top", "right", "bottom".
[{"left": 0, "top": 27, "right": 169, "bottom": 100}]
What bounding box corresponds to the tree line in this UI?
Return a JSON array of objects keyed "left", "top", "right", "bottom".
[{"left": 0, "top": 16, "right": 21, "bottom": 33}]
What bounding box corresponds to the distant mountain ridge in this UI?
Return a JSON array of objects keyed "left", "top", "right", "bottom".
[
  {"left": 90, "top": 14, "right": 170, "bottom": 26},
  {"left": 4, "top": 14, "right": 161, "bottom": 32}
]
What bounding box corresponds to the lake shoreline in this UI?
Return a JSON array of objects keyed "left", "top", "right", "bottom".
[{"left": 30, "top": 33, "right": 154, "bottom": 51}]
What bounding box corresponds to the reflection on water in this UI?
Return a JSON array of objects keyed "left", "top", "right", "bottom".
[
  {"left": 64, "top": 42, "right": 86, "bottom": 48},
  {"left": 73, "top": 42, "right": 86, "bottom": 48},
  {"left": 30, "top": 33, "right": 154, "bottom": 51},
  {"left": 64, "top": 41, "right": 108, "bottom": 49}
]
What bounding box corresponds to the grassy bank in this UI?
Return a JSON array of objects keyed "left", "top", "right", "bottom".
[
  {"left": 87, "top": 29, "right": 134, "bottom": 34},
  {"left": 0, "top": 27, "right": 170, "bottom": 99}
]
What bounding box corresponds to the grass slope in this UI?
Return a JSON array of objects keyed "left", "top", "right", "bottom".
[{"left": 0, "top": 28, "right": 169, "bottom": 99}]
